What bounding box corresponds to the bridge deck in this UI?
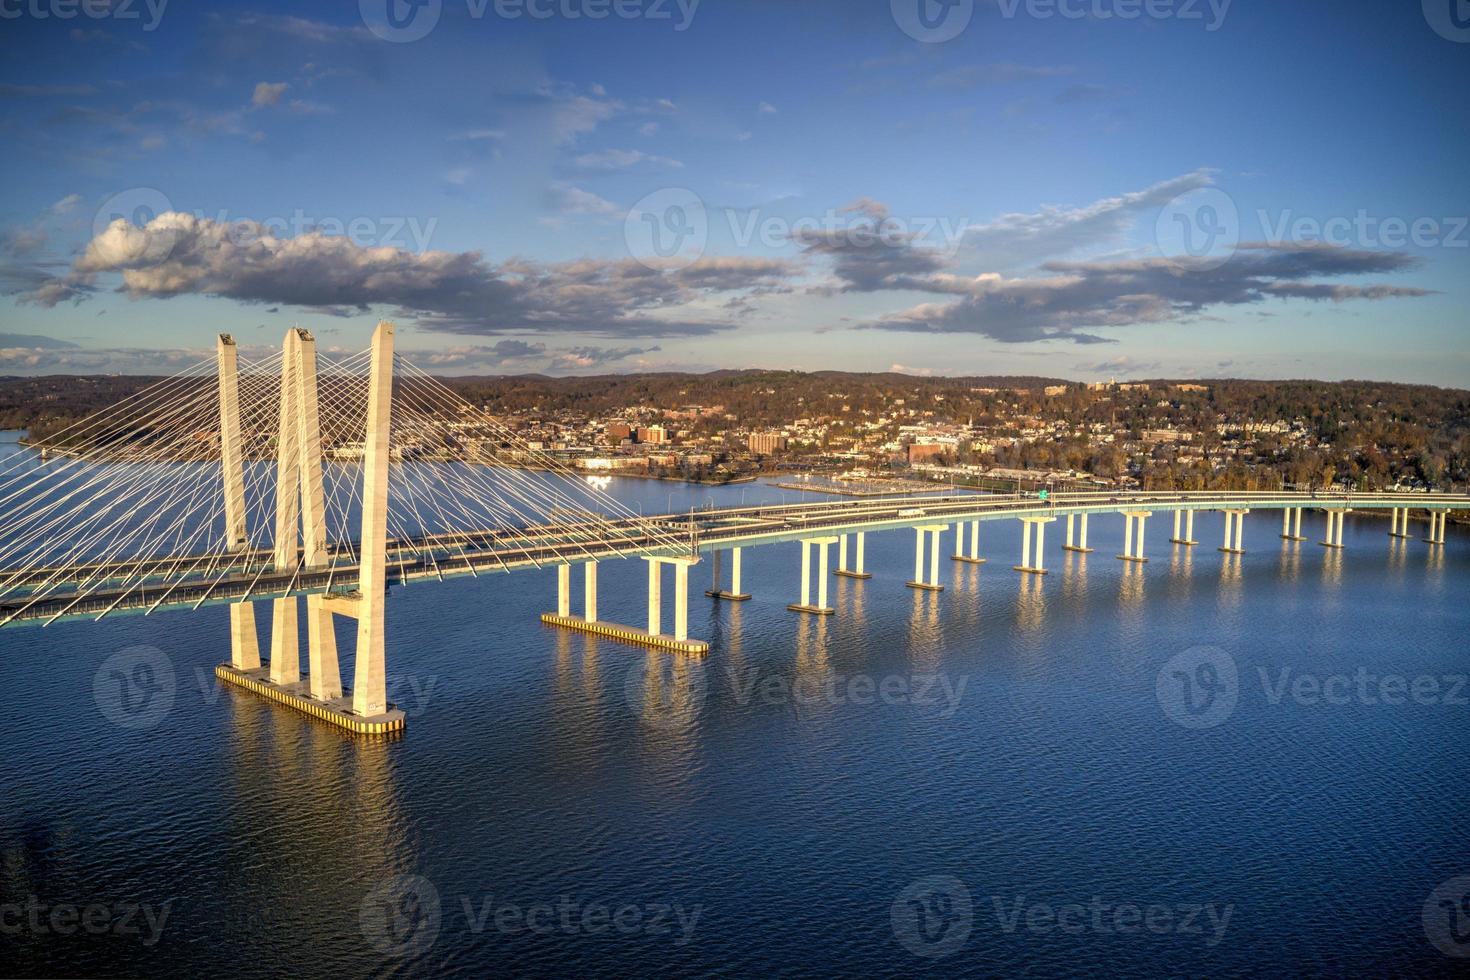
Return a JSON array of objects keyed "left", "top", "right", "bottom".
[{"left": 1, "top": 490, "right": 1461, "bottom": 627}]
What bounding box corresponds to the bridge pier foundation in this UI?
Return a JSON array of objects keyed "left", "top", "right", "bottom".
[
  {"left": 1321, "top": 509, "right": 1348, "bottom": 549},
  {"left": 836, "top": 531, "right": 873, "bottom": 578},
  {"left": 1014, "top": 516, "right": 1055, "bottom": 575},
  {"left": 907, "top": 525, "right": 948, "bottom": 591},
  {"left": 954, "top": 519, "right": 988, "bottom": 563},
  {"left": 1063, "top": 513, "right": 1094, "bottom": 553},
  {"left": 1219, "top": 509, "right": 1248, "bottom": 554},
  {"left": 544, "top": 555, "right": 708, "bottom": 654},
  {"left": 706, "top": 547, "right": 751, "bottom": 600},
  {"left": 1424, "top": 510, "right": 1447, "bottom": 545},
  {"left": 1118, "top": 511, "right": 1152, "bottom": 563},
  {"left": 1170, "top": 509, "right": 1199, "bottom": 546},
  {"left": 1282, "top": 507, "right": 1306, "bottom": 541},
  {"left": 789, "top": 537, "right": 837, "bottom": 614}
]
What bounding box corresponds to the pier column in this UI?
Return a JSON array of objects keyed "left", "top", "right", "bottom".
[
  {"left": 1321, "top": 510, "right": 1348, "bottom": 549},
  {"left": 913, "top": 527, "right": 923, "bottom": 585},
  {"left": 908, "top": 526, "right": 949, "bottom": 590},
  {"left": 929, "top": 527, "right": 941, "bottom": 585},
  {"left": 647, "top": 559, "right": 662, "bottom": 635},
  {"left": 1080, "top": 513, "right": 1090, "bottom": 550},
  {"left": 1283, "top": 509, "right": 1291, "bottom": 537},
  {"left": 706, "top": 548, "right": 751, "bottom": 600},
  {"left": 269, "top": 330, "right": 302, "bottom": 686},
  {"left": 1066, "top": 514, "right": 1076, "bottom": 549},
  {"left": 293, "top": 329, "right": 340, "bottom": 703},
  {"left": 1293, "top": 508, "right": 1303, "bottom": 540},
  {"left": 1014, "top": 517, "right": 1055, "bottom": 575},
  {"left": 953, "top": 520, "right": 986, "bottom": 564},
  {"left": 557, "top": 563, "right": 571, "bottom": 618},
  {"left": 1119, "top": 512, "right": 1152, "bottom": 562},
  {"left": 1172, "top": 509, "right": 1197, "bottom": 545},
  {"left": 1220, "top": 509, "right": 1248, "bottom": 554},
  {"left": 1424, "top": 510, "right": 1447, "bottom": 545},
  {"left": 674, "top": 561, "right": 689, "bottom": 642},
  {"left": 584, "top": 562, "right": 598, "bottom": 621},
  {"left": 839, "top": 534, "right": 848, "bottom": 572},
  {"left": 1282, "top": 508, "right": 1306, "bottom": 541},
  {"left": 789, "top": 538, "right": 837, "bottom": 614},
  {"left": 856, "top": 532, "right": 866, "bottom": 574}
]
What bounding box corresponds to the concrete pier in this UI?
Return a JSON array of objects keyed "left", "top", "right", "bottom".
[
  {"left": 547, "top": 555, "right": 708, "bottom": 654},
  {"left": 907, "top": 525, "right": 948, "bottom": 591},
  {"left": 789, "top": 537, "right": 838, "bottom": 614},
  {"left": 1014, "top": 516, "right": 1055, "bottom": 575},
  {"left": 1117, "top": 511, "right": 1151, "bottom": 563},
  {"left": 953, "top": 520, "right": 987, "bottom": 564},
  {"left": 1281, "top": 507, "right": 1307, "bottom": 541},
  {"left": 1424, "top": 510, "right": 1448, "bottom": 545},
  {"left": 705, "top": 547, "right": 751, "bottom": 600},
  {"left": 215, "top": 664, "right": 405, "bottom": 734},
  {"left": 1063, "top": 513, "right": 1094, "bottom": 554},
  {"left": 1170, "top": 509, "right": 1198, "bottom": 546},
  {"left": 1321, "top": 509, "right": 1348, "bottom": 549},
  {"left": 1218, "top": 509, "right": 1248, "bottom": 554},
  {"left": 836, "top": 532, "right": 873, "bottom": 579}
]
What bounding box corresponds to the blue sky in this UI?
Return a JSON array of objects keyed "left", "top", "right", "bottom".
[{"left": 1, "top": 0, "right": 1467, "bottom": 384}]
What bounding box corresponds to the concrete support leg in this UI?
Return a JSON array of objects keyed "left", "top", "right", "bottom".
[
  {"left": 1235, "top": 513, "right": 1245, "bottom": 551},
  {"left": 351, "top": 322, "right": 395, "bottom": 721},
  {"left": 1175, "top": 510, "right": 1183, "bottom": 542},
  {"left": 1123, "top": 514, "right": 1134, "bottom": 559},
  {"left": 674, "top": 562, "right": 689, "bottom": 642},
  {"left": 1067, "top": 514, "right": 1076, "bottom": 549},
  {"left": 1133, "top": 516, "right": 1146, "bottom": 560},
  {"left": 306, "top": 594, "right": 341, "bottom": 701},
  {"left": 1080, "top": 514, "right": 1090, "bottom": 550},
  {"left": 1186, "top": 510, "right": 1196, "bottom": 543},
  {"left": 1020, "top": 522, "right": 1032, "bottom": 570},
  {"left": 269, "top": 597, "right": 299, "bottom": 685},
  {"left": 648, "top": 559, "right": 662, "bottom": 636},
  {"left": 929, "top": 528, "right": 941, "bottom": 585},
  {"left": 1223, "top": 512, "right": 1234, "bottom": 550},
  {"left": 584, "top": 562, "right": 598, "bottom": 621},
  {"left": 732, "top": 548, "right": 743, "bottom": 594},
  {"left": 229, "top": 602, "right": 261, "bottom": 671},
  {"left": 856, "top": 533, "right": 866, "bottom": 574},
  {"left": 1035, "top": 520, "right": 1047, "bottom": 572},
  {"left": 801, "top": 542, "right": 813, "bottom": 608},
  {"left": 817, "top": 541, "right": 830, "bottom": 610},
  {"left": 839, "top": 534, "right": 849, "bottom": 571},
  {"left": 557, "top": 563, "right": 571, "bottom": 618},
  {"left": 1293, "top": 508, "right": 1302, "bottom": 538},
  {"left": 913, "top": 528, "right": 924, "bottom": 584},
  {"left": 970, "top": 521, "right": 980, "bottom": 559}
]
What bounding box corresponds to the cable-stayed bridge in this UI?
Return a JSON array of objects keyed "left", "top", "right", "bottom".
[{"left": 1, "top": 323, "right": 1463, "bottom": 733}]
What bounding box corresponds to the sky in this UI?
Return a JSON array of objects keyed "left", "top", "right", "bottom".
[{"left": 0, "top": 0, "right": 1467, "bottom": 385}]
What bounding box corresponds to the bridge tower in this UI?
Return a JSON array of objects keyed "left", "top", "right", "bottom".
[{"left": 214, "top": 322, "right": 403, "bottom": 734}]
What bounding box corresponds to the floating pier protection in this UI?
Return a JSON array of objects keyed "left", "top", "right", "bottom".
[
  {"left": 1014, "top": 516, "right": 1055, "bottom": 575},
  {"left": 789, "top": 537, "right": 837, "bottom": 614},
  {"left": 835, "top": 532, "right": 873, "bottom": 579},
  {"left": 1282, "top": 507, "right": 1307, "bottom": 541},
  {"left": 1219, "top": 509, "right": 1248, "bottom": 554},
  {"left": 1320, "top": 509, "right": 1348, "bottom": 549},
  {"left": 543, "top": 555, "right": 709, "bottom": 655},
  {"left": 953, "top": 520, "right": 988, "bottom": 563},
  {"left": 1170, "top": 509, "right": 1198, "bottom": 546},
  {"left": 215, "top": 664, "right": 405, "bottom": 734},
  {"left": 1117, "top": 511, "right": 1151, "bottom": 563},
  {"left": 705, "top": 547, "right": 751, "bottom": 600},
  {"left": 1063, "top": 513, "right": 1094, "bottom": 553},
  {"left": 907, "top": 525, "right": 948, "bottom": 591}
]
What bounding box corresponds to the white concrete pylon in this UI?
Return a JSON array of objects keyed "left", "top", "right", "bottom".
[
  {"left": 558, "top": 564, "right": 571, "bottom": 618},
  {"left": 647, "top": 558, "right": 662, "bottom": 635},
  {"left": 351, "top": 321, "right": 395, "bottom": 719},
  {"left": 908, "top": 526, "right": 948, "bottom": 590},
  {"left": 1220, "top": 509, "right": 1248, "bottom": 554},
  {"left": 216, "top": 334, "right": 260, "bottom": 672},
  {"left": 584, "top": 562, "right": 598, "bottom": 621},
  {"left": 1118, "top": 511, "right": 1151, "bottom": 562},
  {"left": 790, "top": 537, "right": 838, "bottom": 613},
  {"left": 1014, "top": 517, "right": 1054, "bottom": 575},
  {"left": 269, "top": 329, "right": 302, "bottom": 687}
]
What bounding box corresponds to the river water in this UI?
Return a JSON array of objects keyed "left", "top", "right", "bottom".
[{"left": 1, "top": 439, "right": 1467, "bottom": 977}]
